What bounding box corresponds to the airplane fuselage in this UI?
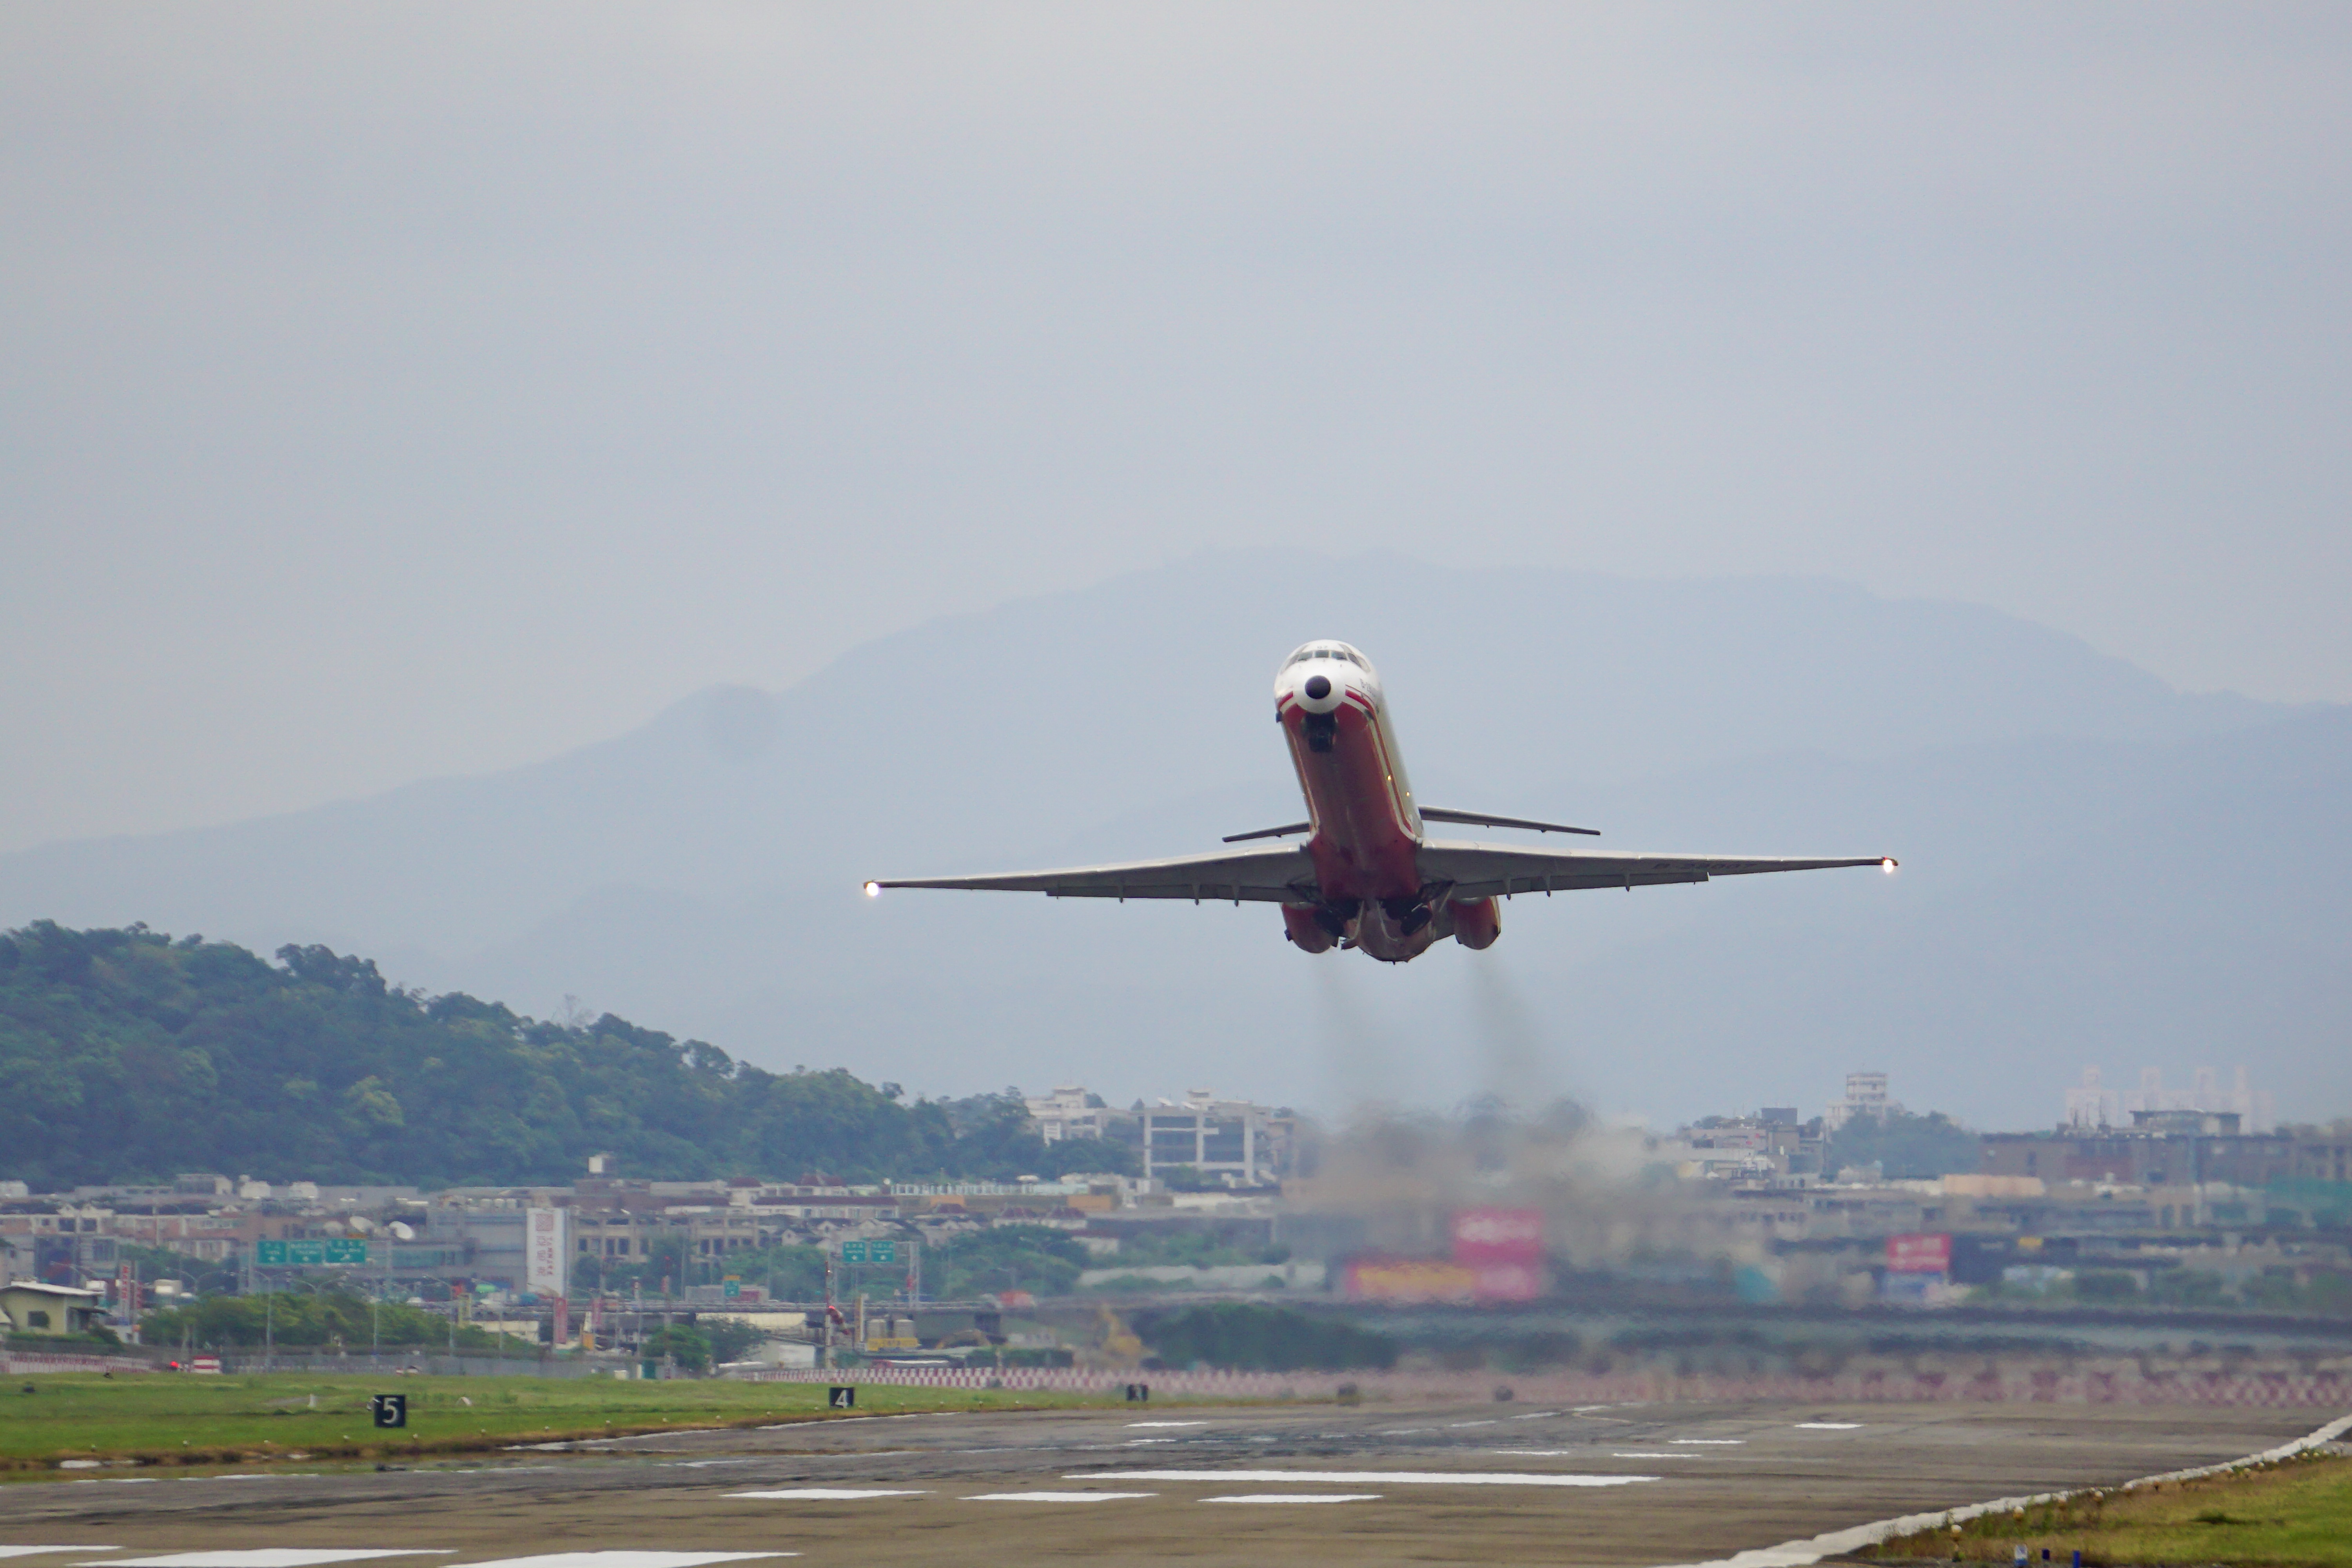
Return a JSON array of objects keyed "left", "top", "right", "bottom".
[
  {"left": 1274, "top": 642, "right": 1498, "bottom": 961},
  {"left": 867, "top": 641, "right": 1891, "bottom": 960}
]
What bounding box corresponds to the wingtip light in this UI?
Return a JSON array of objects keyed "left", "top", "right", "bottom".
[
  {"left": 863, "top": 881, "right": 882, "bottom": 898},
  {"left": 1882, "top": 858, "right": 1898, "bottom": 873}
]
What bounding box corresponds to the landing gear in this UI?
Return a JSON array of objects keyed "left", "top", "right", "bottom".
[
  {"left": 1381, "top": 896, "right": 1432, "bottom": 936},
  {"left": 1314, "top": 898, "right": 1361, "bottom": 940},
  {"left": 1301, "top": 711, "right": 1337, "bottom": 753}
]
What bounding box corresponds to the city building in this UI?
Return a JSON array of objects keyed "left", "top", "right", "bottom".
[
  {"left": 1135, "top": 1089, "right": 1289, "bottom": 1185},
  {"left": 1823, "top": 1071, "right": 1902, "bottom": 1131},
  {"left": 2063, "top": 1065, "right": 2275, "bottom": 1133},
  {"left": 1024, "top": 1085, "right": 1122, "bottom": 1143},
  {"left": 0, "top": 1280, "right": 105, "bottom": 1337}
]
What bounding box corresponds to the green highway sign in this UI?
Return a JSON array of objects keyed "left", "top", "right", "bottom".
[
  {"left": 838, "top": 1241, "right": 865, "bottom": 1263},
  {"left": 257, "top": 1238, "right": 371, "bottom": 1267},
  {"left": 839, "top": 1239, "right": 895, "bottom": 1265}
]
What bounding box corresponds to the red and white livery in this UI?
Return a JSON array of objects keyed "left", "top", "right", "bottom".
[{"left": 868, "top": 641, "right": 1895, "bottom": 962}]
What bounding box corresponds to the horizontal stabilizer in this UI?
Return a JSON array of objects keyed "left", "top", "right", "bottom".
[
  {"left": 1221, "top": 821, "right": 1311, "bottom": 843},
  {"left": 1419, "top": 807, "right": 1599, "bottom": 836}
]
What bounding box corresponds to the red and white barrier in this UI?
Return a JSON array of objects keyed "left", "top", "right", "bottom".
[{"left": 730, "top": 1363, "right": 2352, "bottom": 1407}]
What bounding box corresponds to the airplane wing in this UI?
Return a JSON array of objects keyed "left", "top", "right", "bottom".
[
  {"left": 868, "top": 842, "right": 1316, "bottom": 903},
  {"left": 1415, "top": 839, "right": 1894, "bottom": 899}
]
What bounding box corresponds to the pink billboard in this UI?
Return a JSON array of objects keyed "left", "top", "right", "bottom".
[
  {"left": 1885, "top": 1233, "right": 1953, "bottom": 1274},
  {"left": 1450, "top": 1207, "right": 1544, "bottom": 1265}
]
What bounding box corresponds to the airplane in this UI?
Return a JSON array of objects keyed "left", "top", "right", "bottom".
[{"left": 865, "top": 640, "right": 1896, "bottom": 963}]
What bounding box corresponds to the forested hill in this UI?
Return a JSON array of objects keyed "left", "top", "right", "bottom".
[{"left": 0, "top": 922, "right": 1112, "bottom": 1191}]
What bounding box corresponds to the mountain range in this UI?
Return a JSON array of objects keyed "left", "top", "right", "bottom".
[{"left": 5, "top": 552, "right": 2344, "bottom": 1128}]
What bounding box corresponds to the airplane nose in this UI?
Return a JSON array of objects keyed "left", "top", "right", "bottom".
[{"left": 1303, "top": 674, "right": 1331, "bottom": 701}]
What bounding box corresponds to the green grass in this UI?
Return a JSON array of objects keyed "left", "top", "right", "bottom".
[
  {"left": 1865, "top": 1452, "right": 2352, "bottom": 1567},
  {"left": 0, "top": 1373, "right": 1171, "bottom": 1472}
]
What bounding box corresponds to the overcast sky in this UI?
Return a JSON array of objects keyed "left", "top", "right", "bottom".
[{"left": 5, "top": 3, "right": 2348, "bottom": 854}]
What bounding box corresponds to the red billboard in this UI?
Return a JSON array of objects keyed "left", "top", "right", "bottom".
[
  {"left": 1885, "top": 1233, "right": 1953, "bottom": 1274},
  {"left": 1450, "top": 1207, "right": 1544, "bottom": 1265}
]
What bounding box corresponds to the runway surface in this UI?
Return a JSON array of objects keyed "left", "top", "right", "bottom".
[{"left": 0, "top": 1399, "right": 2330, "bottom": 1568}]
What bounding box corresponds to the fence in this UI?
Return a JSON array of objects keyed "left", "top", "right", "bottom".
[
  {"left": 0, "top": 1352, "right": 157, "bottom": 1376},
  {"left": 732, "top": 1363, "right": 2352, "bottom": 1407},
  {"left": 207, "top": 1352, "right": 612, "bottom": 1377}
]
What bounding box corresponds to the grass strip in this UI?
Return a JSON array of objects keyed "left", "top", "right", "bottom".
[
  {"left": 0, "top": 1374, "right": 1187, "bottom": 1473},
  {"left": 1861, "top": 1450, "right": 2352, "bottom": 1567}
]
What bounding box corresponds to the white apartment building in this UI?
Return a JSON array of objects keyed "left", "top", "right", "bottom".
[
  {"left": 1024, "top": 1085, "right": 1122, "bottom": 1143},
  {"left": 1823, "top": 1071, "right": 1903, "bottom": 1131}
]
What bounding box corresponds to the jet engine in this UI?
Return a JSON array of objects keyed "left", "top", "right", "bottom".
[
  {"left": 1447, "top": 895, "right": 1501, "bottom": 949},
  {"left": 1281, "top": 904, "right": 1337, "bottom": 953}
]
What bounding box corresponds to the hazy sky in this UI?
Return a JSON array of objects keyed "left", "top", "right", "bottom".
[{"left": 6, "top": 4, "right": 2348, "bottom": 854}]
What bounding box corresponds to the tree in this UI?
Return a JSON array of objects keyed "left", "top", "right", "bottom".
[
  {"left": 638, "top": 1323, "right": 711, "bottom": 1372},
  {"left": 1135, "top": 1303, "right": 1396, "bottom": 1371},
  {"left": 1824, "top": 1109, "right": 1980, "bottom": 1180},
  {"left": 0, "top": 922, "right": 1101, "bottom": 1189},
  {"left": 932, "top": 1224, "right": 1090, "bottom": 1299}
]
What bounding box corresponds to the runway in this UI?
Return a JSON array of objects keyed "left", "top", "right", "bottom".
[{"left": 0, "top": 1399, "right": 2330, "bottom": 1568}]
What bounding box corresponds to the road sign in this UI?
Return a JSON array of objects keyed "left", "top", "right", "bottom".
[
  {"left": 828, "top": 1385, "right": 856, "bottom": 1410},
  {"left": 258, "top": 1238, "right": 368, "bottom": 1266},
  {"left": 722, "top": 1278, "right": 741, "bottom": 1299},
  {"left": 370, "top": 1394, "right": 407, "bottom": 1429},
  {"left": 838, "top": 1241, "right": 865, "bottom": 1263},
  {"left": 838, "top": 1238, "right": 896, "bottom": 1265}
]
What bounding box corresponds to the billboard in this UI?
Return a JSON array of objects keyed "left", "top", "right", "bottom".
[
  {"left": 1345, "top": 1258, "right": 1479, "bottom": 1302},
  {"left": 1449, "top": 1207, "right": 1544, "bottom": 1265},
  {"left": 1885, "top": 1233, "right": 1953, "bottom": 1274},
  {"left": 1466, "top": 1261, "right": 1543, "bottom": 1302},
  {"left": 526, "top": 1207, "right": 568, "bottom": 1297}
]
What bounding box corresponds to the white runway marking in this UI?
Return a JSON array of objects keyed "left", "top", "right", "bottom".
[
  {"left": 1126, "top": 1421, "right": 1206, "bottom": 1428},
  {"left": 962, "top": 1492, "right": 1156, "bottom": 1503},
  {"left": 728, "top": 1488, "right": 927, "bottom": 1500},
  {"left": 1615, "top": 1453, "right": 1706, "bottom": 1459},
  {"left": 1508, "top": 1412, "right": 1559, "bottom": 1420},
  {"left": 1203, "top": 1494, "right": 1381, "bottom": 1505},
  {"left": 447, "top": 1555, "right": 792, "bottom": 1568},
  {"left": 100, "top": 1555, "right": 452, "bottom": 1568},
  {"left": 0, "top": 1551, "right": 118, "bottom": 1560},
  {"left": 1446, "top": 1420, "right": 1499, "bottom": 1428},
  {"left": 1671, "top": 1439, "right": 1744, "bottom": 1445},
  {"left": 1795, "top": 1423, "right": 1862, "bottom": 1430},
  {"left": 1377, "top": 1428, "right": 1435, "bottom": 1436},
  {"left": 1068, "top": 1470, "right": 1658, "bottom": 1488}
]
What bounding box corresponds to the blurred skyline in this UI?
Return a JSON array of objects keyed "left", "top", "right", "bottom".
[{"left": 7, "top": 4, "right": 2350, "bottom": 855}]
